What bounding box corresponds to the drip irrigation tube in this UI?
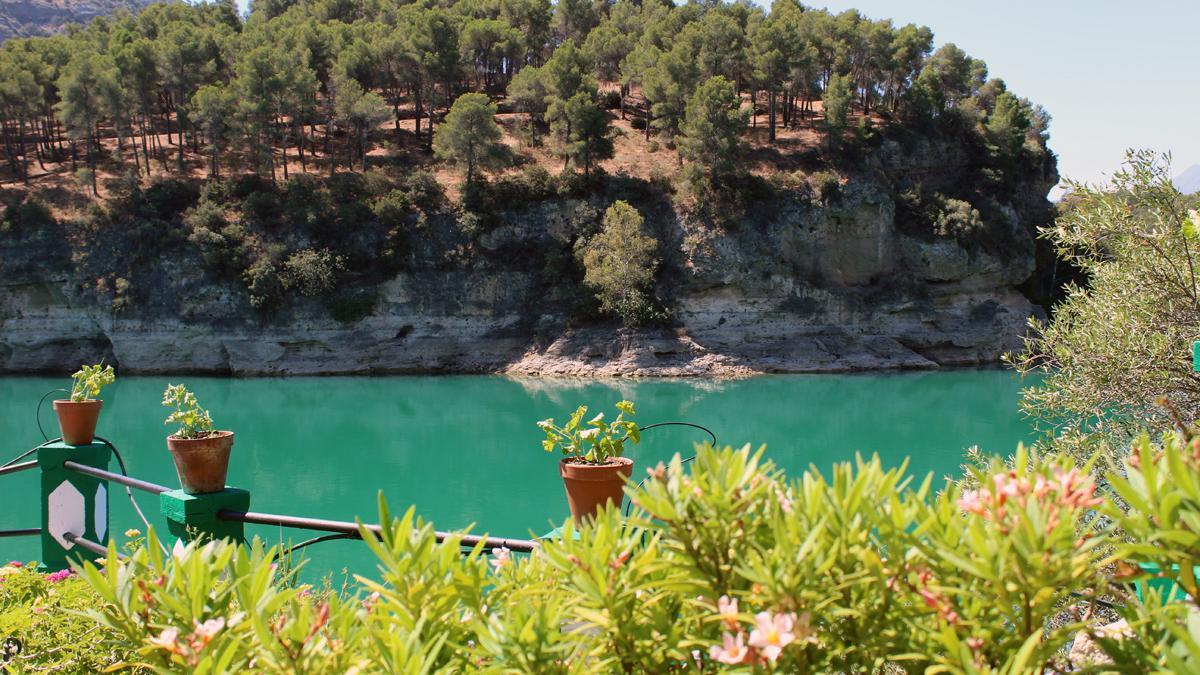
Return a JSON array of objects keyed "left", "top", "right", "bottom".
[
  {"left": 1, "top": 439, "right": 58, "bottom": 470},
  {"left": 281, "top": 533, "right": 356, "bottom": 557},
  {"left": 622, "top": 421, "right": 714, "bottom": 517},
  {"left": 35, "top": 388, "right": 69, "bottom": 444}
]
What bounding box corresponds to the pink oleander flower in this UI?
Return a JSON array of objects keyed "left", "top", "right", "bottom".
[
  {"left": 362, "top": 591, "right": 380, "bottom": 611},
  {"left": 7, "top": 561, "right": 22, "bottom": 568},
  {"left": 774, "top": 486, "right": 794, "bottom": 514},
  {"left": 748, "top": 611, "right": 797, "bottom": 662},
  {"left": 919, "top": 588, "right": 941, "bottom": 610},
  {"left": 46, "top": 569, "right": 72, "bottom": 583},
  {"left": 490, "top": 547, "right": 511, "bottom": 569},
  {"left": 957, "top": 489, "right": 986, "bottom": 515},
  {"left": 192, "top": 618, "right": 225, "bottom": 648},
  {"left": 717, "top": 595, "right": 739, "bottom": 628},
  {"left": 1053, "top": 467, "right": 1102, "bottom": 508},
  {"left": 148, "top": 627, "right": 182, "bottom": 654},
  {"left": 962, "top": 465, "right": 1102, "bottom": 525},
  {"left": 646, "top": 462, "right": 667, "bottom": 481},
  {"left": 709, "top": 631, "right": 750, "bottom": 665}
]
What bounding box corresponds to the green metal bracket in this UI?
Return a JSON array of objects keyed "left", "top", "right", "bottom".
[
  {"left": 38, "top": 442, "right": 111, "bottom": 572},
  {"left": 160, "top": 488, "right": 250, "bottom": 545}
]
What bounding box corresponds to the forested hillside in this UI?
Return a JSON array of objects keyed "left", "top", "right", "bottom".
[{"left": 0, "top": 0, "right": 1060, "bottom": 375}]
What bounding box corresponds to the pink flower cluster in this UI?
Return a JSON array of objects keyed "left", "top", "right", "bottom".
[
  {"left": 46, "top": 569, "right": 72, "bottom": 583},
  {"left": 958, "top": 467, "right": 1102, "bottom": 532},
  {"left": 708, "top": 596, "right": 817, "bottom": 666},
  {"left": 914, "top": 568, "right": 958, "bottom": 625}
]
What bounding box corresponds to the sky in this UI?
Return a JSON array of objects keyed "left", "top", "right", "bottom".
[
  {"left": 805, "top": 0, "right": 1200, "bottom": 196},
  {"left": 230, "top": 0, "right": 1198, "bottom": 195}
]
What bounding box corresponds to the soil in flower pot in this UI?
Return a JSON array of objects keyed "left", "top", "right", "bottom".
[
  {"left": 167, "top": 431, "right": 234, "bottom": 494},
  {"left": 52, "top": 400, "right": 103, "bottom": 445},
  {"left": 559, "top": 456, "right": 634, "bottom": 523}
]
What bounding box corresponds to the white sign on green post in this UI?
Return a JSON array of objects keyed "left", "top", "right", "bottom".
[{"left": 38, "top": 442, "right": 110, "bottom": 572}]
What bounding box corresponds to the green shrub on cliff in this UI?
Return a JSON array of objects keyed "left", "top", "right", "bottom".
[
  {"left": 580, "top": 200, "right": 660, "bottom": 326},
  {"left": 279, "top": 248, "right": 345, "bottom": 297}
]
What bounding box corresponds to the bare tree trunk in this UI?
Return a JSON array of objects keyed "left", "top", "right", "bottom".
[
  {"left": 87, "top": 128, "right": 97, "bottom": 196},
  {"left": 17, "top": 118, "right": 29, "bottom": 183},
  {"left": 426, "top": 84, "right": 435, "bottom": 151},
  {"left": 768, "top": 90, "right": 776, "bottom": 143},
  {"left": 279, "top": 115, "right": 289, "bottom": 181},
  {"left": 297, "top": 122, "right": 306, "bottom": 173},
  {"left": 2, "top": 118, "right": 19, "bottom": 181},
  {"left": 414, "top": 80, "right": 422, "bottom": 139}
]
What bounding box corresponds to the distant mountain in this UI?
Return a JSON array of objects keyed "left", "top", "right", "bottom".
[
  {"left": 1175, "top": 164, "right": 1200, "bottom": 195},
  {"left": 0, "top": 0, "right": 155, "bottom": 43}
]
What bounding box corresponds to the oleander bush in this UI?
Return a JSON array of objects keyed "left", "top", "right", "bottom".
[
  {"left": 0, "top": 561, "right": 132, "bottom": 672},
  {"left": 9, "top": 436, "right": 1200, "bottom": 672}
]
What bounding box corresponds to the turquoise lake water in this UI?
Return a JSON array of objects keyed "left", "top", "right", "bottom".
[{"left": 0, "top": 372, "right": 1038, "bottom": 576}]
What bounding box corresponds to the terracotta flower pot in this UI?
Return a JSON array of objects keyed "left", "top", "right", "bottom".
[
  {"left": 559, "top": 457, "right": 634, "bottom": 524},
  {"left": 167, "top": 431, "right": 234, "bottom": 495},
  {"left": 52, "top": 400, "right": 103, "bottom": 445}
]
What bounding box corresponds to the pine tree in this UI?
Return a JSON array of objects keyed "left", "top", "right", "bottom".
[
  {"left": 433, "top": 92, "right": 510, "bottom": 193},
  {"left": 56, "top": 52, "right": 118, "bottom": 195},
  {"left": 680, "top": 75, "right": 747, "bottom": 186}
]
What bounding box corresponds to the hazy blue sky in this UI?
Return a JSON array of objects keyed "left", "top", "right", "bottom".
[{"left": 233, "top": 0, "right": 1197, "bottom": 192}]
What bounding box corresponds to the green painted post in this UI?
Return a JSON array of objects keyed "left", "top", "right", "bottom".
[
  {"left": 160, "top": 488, "right": 250, "bottom": 545},
  {"left": 37, "top": 441, "right": 111, "bottom": 572},
  {"left": 1193, "top": 340, "right": 1200, "bottom": 373}
]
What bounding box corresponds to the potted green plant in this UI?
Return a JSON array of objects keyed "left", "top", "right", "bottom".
[
  {"left": 163, "top": 384, "right": 234, "bottom": 494},
  {"left": 52, "top": 364, "right": 115, "bottom": 445},
  {"left": 538, "top": 400, "right": 641, "bottom": 523}
]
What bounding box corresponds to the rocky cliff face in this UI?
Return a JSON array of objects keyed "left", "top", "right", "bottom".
[
  {"left": 0, "top": 0, "right": 154, "bottom": 42},
  {"left": 0, "top": 137, "right": 1056, "bottom": 377}
]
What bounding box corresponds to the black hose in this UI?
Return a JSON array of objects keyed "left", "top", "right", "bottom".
[
  {"left": 636, "top": 422, "right": 717, "bottom": 446},
  {"left": 36, "top": 388, "right": 69, "bottom": 443},
  {"left": 94, "top": 436, "right": 163, "bottom": 550},
  {"left": 0, "top": 388, "right": 70, "bottom": 468},
  {"left": 1, "top": 439, "right": 58, "bottom": 469},
  {"left": 280, "top": 533, "right": 355, "bottom": 557},
  {"left": 622, "top": 422, "right": 714, "bottom": 518}
]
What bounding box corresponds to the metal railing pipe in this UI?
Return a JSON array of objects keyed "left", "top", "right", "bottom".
[
  {"left": 217, "top": 509, "right": 540, "bottom": 553},
  {"left": 62, "top": 532, "right": 123, "bottom": 559},
  {"left": 0, "top": 460, "right": 38, "bottom": 477},
  {"left": 61, "top": 461, "right": 170, "bottom": 495}
]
